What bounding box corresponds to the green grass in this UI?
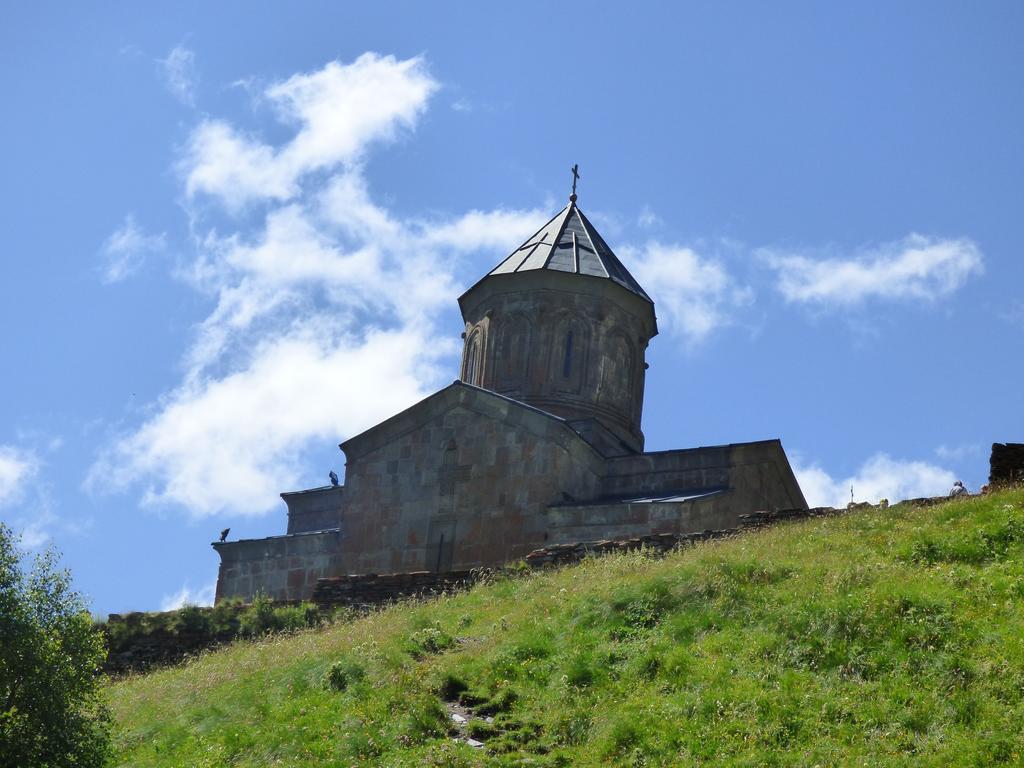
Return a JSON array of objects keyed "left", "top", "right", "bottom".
[{"left": 108, "top": 489, "right": 1024, "bottom": 766}]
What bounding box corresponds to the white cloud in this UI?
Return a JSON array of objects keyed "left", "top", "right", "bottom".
[
  {"left": 160, "top": 45, "right": 198, "bottom": 106},
  {"left": 0, "top": 445, "right": 84, "bottom": 550},
  {"left": 0, "top": 446, "right": 38, "bottom": 508},
  {"left": 94, "top": 328, "right": 451, "bottom": 515},
  {"left": 760, "top": 234, "right": 983, "bottom": 306},
  {"left": 161, "top": 581, "right": 216, "bottom": 610},
  {"left": 318, "top": 172, "right": 401, "bottom": 242},
  {"left": 184, "top": 53, "right": 437, "bottom": 210},
  {"left": 15, "top": 508, "right": 57, "bottom": 550},
  {"left": 622, "top": 242, "right": 753, "bottom": 343},
  {"left": 637, "top": 206, "right": 660, "bottom": 228},
  {"left": 184, "top": 120, "right": 294, "bottom": 208},
  {"left": 89, "top": 54, "right": 541, "bottom": 519},
  {"left": 794, "top": 452, "right": 957, "bottom": 508},
  {"left": 99, "top": 215, "right": 166, "bottom": 283},
  {"left": 416, "top": 208, "right": 545, "bottom": 253}
]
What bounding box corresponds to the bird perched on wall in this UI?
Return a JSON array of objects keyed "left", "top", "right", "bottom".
[
  {"left": 329, "top": 470, "right": 339, "bottom": 487},
  {"left": 219, "top": 527, "right": 230, "bottom": 542}
]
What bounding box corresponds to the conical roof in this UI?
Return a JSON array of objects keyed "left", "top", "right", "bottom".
[{"left": 486, "top": 201, "right": 652, "bottom": 303}]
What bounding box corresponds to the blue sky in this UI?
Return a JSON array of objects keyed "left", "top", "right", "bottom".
[{"left": 1, "top": 3, "right": 1021, "bottom": 615}]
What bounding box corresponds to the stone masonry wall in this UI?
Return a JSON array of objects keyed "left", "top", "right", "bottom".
[
  {"left": 336, "top": 384, "right": 605, "bottom": 576},
  {"left": 990, "top": 443, "right": 1024, "bottom": 486},
  {"left": 213, "top": 530, "right": 344, "bottom": 603},
  {"left": 523, "top": 506, "right": 840, "bottom": 568},
  {"left": 284, "top": 485, "right": 345, "bottom": 534},
  {"left": 543, "top": 495, "right": 735, "bottom": 545},
  {"left": 311, "top": 570, "right": 479, "bottom": 607},
  {"left": 602, "top": 446, "right": 730, "bottom": 497},
  {"left": 459, "top": 270, "right": 656, "bottom": 452},
  {"left": 601, "top": 440, "right": 807, "bottom": 513}
]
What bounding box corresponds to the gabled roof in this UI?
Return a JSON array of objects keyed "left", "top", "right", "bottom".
[
  {"left": 339, "top": 380, "right": 607, "bottom": 462},
  {"left": 485, "top": 200, "right": 652, "bottom": 303}
]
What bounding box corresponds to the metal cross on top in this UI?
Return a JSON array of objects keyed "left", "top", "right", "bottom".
[{"left": 570, "top": 164, "right": 580, "bottom": 201}]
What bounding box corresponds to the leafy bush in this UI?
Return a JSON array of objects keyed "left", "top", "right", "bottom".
[
  {"left": 407, "top": 625, "right": 454, "bottom": 657},
  {"left": 239, "top": 595, "right": 320, "bottom": 637},
  {"left": 100, "top": 595, "right": 329, "bottom": 673},
  {"left": 271, "top": 602, "right": 322, "bottom": 632},
  {"left": 168, "top": 604, "right": 211, "bottom": 635},
  {"left": 0, "top": 523, "right": 111, "bottom": 767},
  {"left": 207, "top": 598, "right": 244, "bottom": 634},
  {"left": 323, "top": 657, "right": 366, "bottom": 691},
  {"left": 238, "top": 594, "right": 277, "bottom": 637}
]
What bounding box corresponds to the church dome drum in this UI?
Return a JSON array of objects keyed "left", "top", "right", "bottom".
[{"left": 457, "top": 196, "right": 658, "bottom": 453}]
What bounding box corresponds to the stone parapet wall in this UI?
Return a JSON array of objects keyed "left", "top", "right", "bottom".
[
  {"left": 525, "top": 506, "right": 841, "bottom": 567},
  {"left": 601, "top": 445, "right": 731, "bottom": 498},
  {"left": 523, "top": 531, "right": 726, "bottom": 567},
  {"left": 311, "top": 570, "right": 480, "bottom": 608},
  {"left": 544, "top": 495, "right": 733, "bottom": 545},
  {"left": 283, "top": 485, "right": 345, "bottom": 534},
  {"left": 101, "top": 620, "right": 238, "bottom": 674},
  {"left": 600, "top": 440, "right": 807, "bottom": 514},
  {"left": 990, "top": 443, "right": 1024, "bottom": 486},
  {"left": 213, "top": 529, "right": 344, "bottom": 603}
]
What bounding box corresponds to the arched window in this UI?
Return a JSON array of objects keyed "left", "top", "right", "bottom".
[
  {"left": 463, "top": 331, "right": 481, "bottom": 385},
  {"left": 562, "top": 331, "right": 574, "bottom": 378}
]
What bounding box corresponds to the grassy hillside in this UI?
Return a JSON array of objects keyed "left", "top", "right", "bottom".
[{"left": 109, "top": 489, "right": 1024, "bottom": 767}]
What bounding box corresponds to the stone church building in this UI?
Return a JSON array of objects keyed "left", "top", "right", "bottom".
[{"left": 213, "top": 193, "right": 807, "bottom": 603}]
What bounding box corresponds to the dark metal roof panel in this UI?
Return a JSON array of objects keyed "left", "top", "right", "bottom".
[
  {"left": 519, "top": 241, "right": 555, "bottom": 271},
  {"left": 489, "top": 213, "right": 564, "bottom": 274},
  {"left": 490, "top": 246, "right": 531, "bottom": 275},
  {"left": 482, "top": 201, "right": 650, "bottom": 303},
  {"left": 546, "top": 241, "right": 576, "bottom": 272},
  {"left": 575, "top": 208, "right": 651, "bottom": 301}
]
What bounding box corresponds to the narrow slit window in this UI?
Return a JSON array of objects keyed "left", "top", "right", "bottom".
[{"left": 562, "top": 331, "right": 574, "bottom": 378}]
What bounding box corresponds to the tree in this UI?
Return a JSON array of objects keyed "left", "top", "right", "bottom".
[{"left": 0, "top": 523, "right": 111, "bottom": 767}]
